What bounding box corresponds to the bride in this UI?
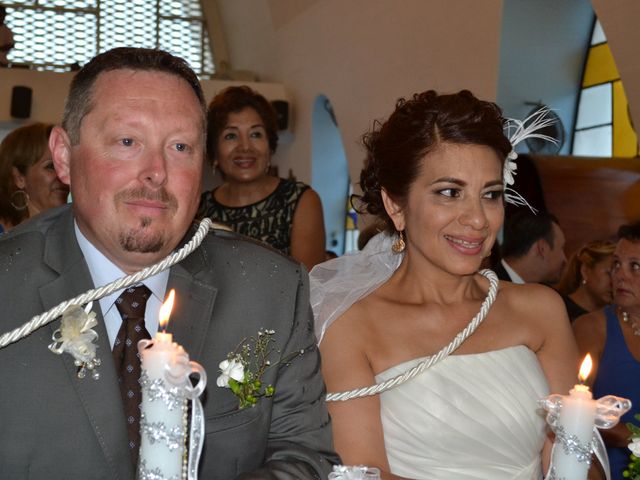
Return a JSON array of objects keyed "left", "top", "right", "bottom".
[{"left": 312, "top": 90, "right": 579, "bottom": 479}]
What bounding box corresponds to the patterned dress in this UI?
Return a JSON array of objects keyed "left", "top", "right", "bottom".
[{"left": 197, "top": 178, "right": 309, "bottom": 255}]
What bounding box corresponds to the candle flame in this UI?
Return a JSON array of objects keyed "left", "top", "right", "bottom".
[
  {"left": 159, "top": 289, "right": 175, "bottom": 331},
  {"left": 578, "top": 353, "right": 593, "bottom": 383}
]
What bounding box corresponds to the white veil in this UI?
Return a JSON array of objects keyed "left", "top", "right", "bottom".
[{"left": 310, "top": 232, "right": 403, "bottom": 344}]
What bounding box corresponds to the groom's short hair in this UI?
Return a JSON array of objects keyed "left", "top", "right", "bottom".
[{"left": 62, "top": 47, "right": 206, "bottom": 145}]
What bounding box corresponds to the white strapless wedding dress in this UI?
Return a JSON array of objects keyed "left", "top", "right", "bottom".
[{"left": 374, "top": 345, "right": 549, "bottom": 479}]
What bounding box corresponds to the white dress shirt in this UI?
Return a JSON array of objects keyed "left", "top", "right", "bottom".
[
  {"left": 501, "top": 259, "right": 525, "bottom": 284},
  {"left": 74, "top": 223, "right": 169, "bottom": 348}
]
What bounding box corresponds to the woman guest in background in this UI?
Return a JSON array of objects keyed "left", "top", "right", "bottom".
[
  {"left": 311, "top": 90, "right": 579, "bottom": 479},
  {"left": 0, "top": 122, "right": 69, "bottom": 234},
  {"left": 573, "top": 223, "right": 640, "bottom": 479},
  {"left": 198, "top": 86, "right": 326, "bottom": 271},
  {"left": 557, "top": 240, "right": 615, "bottom": 321}
]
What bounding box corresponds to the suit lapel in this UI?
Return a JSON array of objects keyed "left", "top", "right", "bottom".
[
  {"left": 166, "top": 244, "right": 217, "bottom": 361},
  {"left": 39, "top": 210, "right": 134, "bottom": 480}
]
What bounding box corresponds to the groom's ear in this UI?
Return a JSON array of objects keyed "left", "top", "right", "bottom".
[
  {"left": 381, "top": 189, "right": 405, "bottom": 231},
  {"left": 50, "top": 126, "right": 72, "bottom": 186}
]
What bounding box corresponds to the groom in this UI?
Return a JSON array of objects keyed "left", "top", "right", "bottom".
[{"left": 0, "top": 47, "right": 338, "bottom": 479}]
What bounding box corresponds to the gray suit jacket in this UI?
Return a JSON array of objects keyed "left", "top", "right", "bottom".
[{"left": 0, "top": 205, "right": 339, "bottom": 479}]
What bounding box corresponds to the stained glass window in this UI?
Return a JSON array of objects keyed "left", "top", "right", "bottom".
[
  {"left": 572, "top": 19, "right": 638, "bottom": 157},
  {"left": 3, "top": 0, "right": 215, "bottom": 75}
]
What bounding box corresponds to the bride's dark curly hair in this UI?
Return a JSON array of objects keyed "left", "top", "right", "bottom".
[{"left": 358, "top": 90, "right": 511, "bottom": 232}]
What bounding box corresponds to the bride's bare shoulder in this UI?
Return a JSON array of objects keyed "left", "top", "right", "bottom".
[
  {"left": 497, "top": 281, "right": 568, "bottom": 323},
  {"left": 499, "top": 280, "right": 562, "bottom": 304}
]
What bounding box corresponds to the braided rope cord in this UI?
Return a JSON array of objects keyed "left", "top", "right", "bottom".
[
  {"left": 326, "top": 269, "right": 499, "bottom": 402},
  {"left": 0, "top": 217, "right": 213, "bottom": 349}
]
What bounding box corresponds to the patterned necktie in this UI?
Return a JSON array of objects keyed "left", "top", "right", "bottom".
[{"left": 112, "top": 285, "right": 152, "bottom": 467}]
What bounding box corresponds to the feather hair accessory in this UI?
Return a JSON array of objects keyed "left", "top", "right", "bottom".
[{"left": 503, "top": 107, "right": 559, "bottom": 211}]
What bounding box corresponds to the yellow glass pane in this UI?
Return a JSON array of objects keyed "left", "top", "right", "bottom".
[
  {"left": 345, "top": 214, "right": 355, "bottom": 230},
  {"left": 612, "top": 80, "right": 639, "bottom": 157},
  {"left": 583, "top": 43, "right": 620, "bottom": 87}
]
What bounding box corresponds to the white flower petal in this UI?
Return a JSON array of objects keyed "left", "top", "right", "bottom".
[
  {"left": 216, "top": 373, "right": 230, "bottom": 388},
  {"left": 229, "top": 362, "right": 245, "bottom": 382}
]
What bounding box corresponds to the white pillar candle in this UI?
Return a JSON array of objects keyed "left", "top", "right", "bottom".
[
  {"left": 138, "top": 290, "right": 188, "bottom": 479},
  {"left": 549, "top": 354, "right": 596, "bottom": 480}
]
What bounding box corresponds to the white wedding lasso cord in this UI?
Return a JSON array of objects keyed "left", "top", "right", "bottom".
[
  {"left": 326, "top": 269, "right": 499, "bottom": 402},
  {"left": 0, "top": 217, "right": 213, "bottom": 349}
]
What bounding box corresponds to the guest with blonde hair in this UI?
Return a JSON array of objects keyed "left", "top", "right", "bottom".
[{"left": 557, "top": 240, "right": 615, "bottom": 321}]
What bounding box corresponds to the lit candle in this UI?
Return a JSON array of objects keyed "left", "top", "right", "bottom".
[
  {"left": 548, "top": 354, "right": 597, "bottom": 480},
  {"left": 137, "top": 289, "right": 188, "bottom": 479}
]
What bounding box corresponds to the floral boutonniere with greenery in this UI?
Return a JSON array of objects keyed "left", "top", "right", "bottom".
[
  {"left": 625, "top": 414, "right": 640, "bottom": 479},
  {"left": 217, "top": 329, "right": 306, "bottom": 409},
  {"left": 217, "top": 329, "right": 279, "bottom": 409}
]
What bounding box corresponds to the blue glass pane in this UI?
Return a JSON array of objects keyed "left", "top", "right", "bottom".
[
  {"left": 591, "top": 19, "right": 606, "bottom": 45},
  {"left": 573, "top": 126, "right": 612, "bottom": 157},
  {"left": 575, "top": 83, "right": 612, "bottom": 129}
]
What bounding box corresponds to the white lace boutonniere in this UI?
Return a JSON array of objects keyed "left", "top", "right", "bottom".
[{"left": 49, "top": 302, "right": 101, "bottom": 380}]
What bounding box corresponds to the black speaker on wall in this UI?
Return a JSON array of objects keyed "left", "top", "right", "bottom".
[
  {"left": 11, "top": 86, "right": 32, "bottom": 119},
  {"left": 270, "top": 100, "right": 289, "bottom": 131}
]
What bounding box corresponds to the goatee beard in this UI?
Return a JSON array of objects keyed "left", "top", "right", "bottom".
[{"left": 119, "top": 216, "right": 165, "bottom": 253}]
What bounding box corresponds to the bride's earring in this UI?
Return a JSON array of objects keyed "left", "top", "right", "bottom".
[{"left": 392, "top": 230, "right": 405, "bottom": 253}]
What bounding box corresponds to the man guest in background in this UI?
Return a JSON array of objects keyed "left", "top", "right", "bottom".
[
  {"left": 0, "top": 47, "right": 338, "bottom": 479},
  {"left": 494, "top": 209, "right": 567, "bottom": 285}
]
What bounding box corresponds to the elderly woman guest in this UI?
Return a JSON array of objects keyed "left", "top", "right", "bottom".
[
  {"left": 312, "top": 90, "right": 579, "bottom": 479},
  {"left": 573, "top": 223, "right": 640, "bottom": 479},
  {"left": 198, "top": 86, "right": 326, "bottom": 271},
  {"left": 557, "top": 240, "right": 615, "bottom": 321},
  {"left": 0, "top": 122, "right": 69, "bottom": 234}
]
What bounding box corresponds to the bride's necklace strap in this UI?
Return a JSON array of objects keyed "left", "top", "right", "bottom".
[{"left": 326, "top": 269, "right": 500, "bottom": 402}]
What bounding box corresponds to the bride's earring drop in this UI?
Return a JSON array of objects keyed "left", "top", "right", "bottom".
[{"left": 392, "top": 230, "right": 406, "bottom": 253}]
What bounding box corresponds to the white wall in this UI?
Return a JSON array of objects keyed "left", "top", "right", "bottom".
[{"left": 216, "top": 0, "right": 504, "bottom": 186}]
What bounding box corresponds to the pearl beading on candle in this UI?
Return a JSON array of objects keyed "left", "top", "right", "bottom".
[
  {"left": 187, "top": 403, "right": 203, "bottom": 480},
  {"left": 545, "top": 466, "right": 564, "bottom": 480}
]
